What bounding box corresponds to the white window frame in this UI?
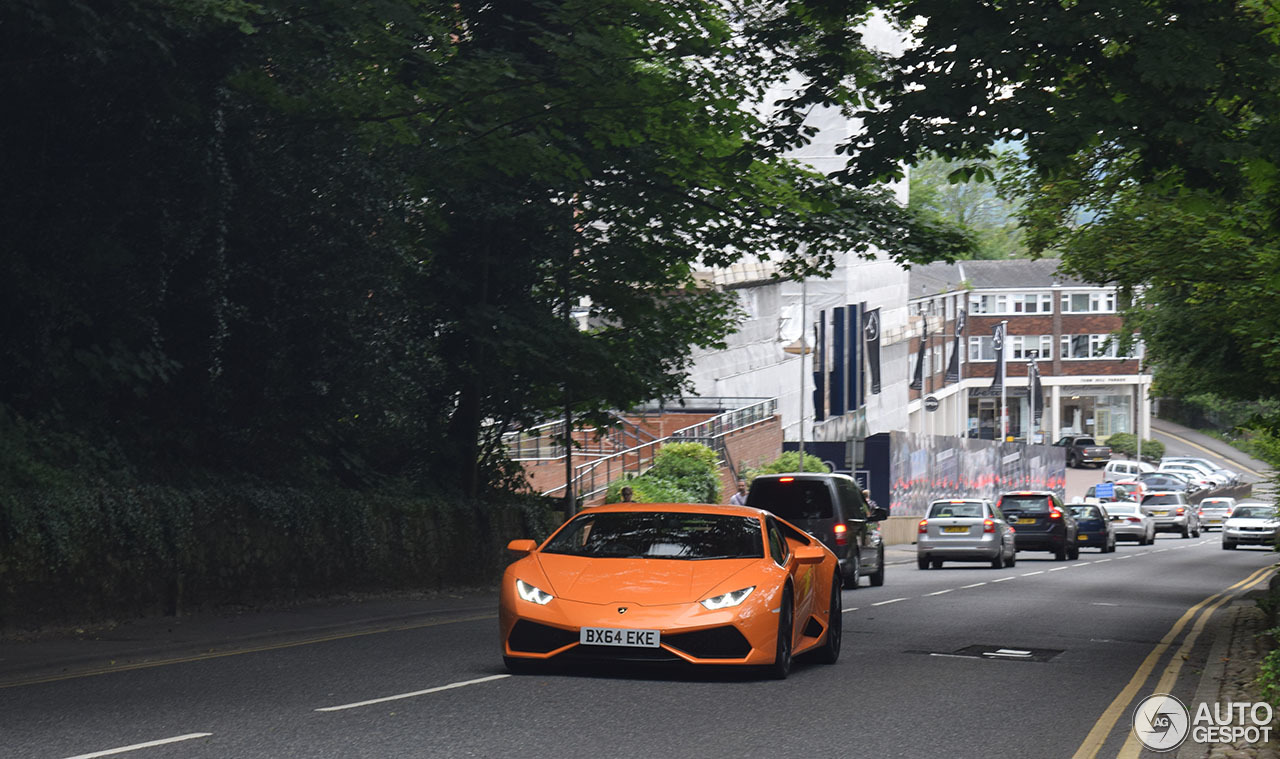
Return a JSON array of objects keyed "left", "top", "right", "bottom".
[
  {"left": 1060, "top": 290, "right": 1117, "bottom": 314},
  {"left": 1011, "top": 335, "right": 1053, "bottom": 360},
  {"left": 1060, "top": 334, "right": 1121, "bottom": 359},
  {"left": 968, "top": 335, "right": 995, "bottom": 362}
]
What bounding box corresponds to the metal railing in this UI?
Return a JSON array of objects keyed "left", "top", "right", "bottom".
[
  {"left": 542, "top": 398, "right": 779, "bottom": 503},
  {"left": 503, "top": 416, "right": 658, "bottom": 462}
]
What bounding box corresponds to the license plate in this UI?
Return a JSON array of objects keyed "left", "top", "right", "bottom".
[
  {"left": 943, "top": 526, "right": 969, "bottom": 533},
  {"left": 1017, "top": 518, "right": 1037, "bottom": 525},
  {"left": 1078, "top": 535, "right": 1088, "bottom": 541},
  {"left": 580, "top": 627, "right": 661, "bottom": 648},
  {"left": 1151, "top": 510, "right": 1168, "bottom": 516}
]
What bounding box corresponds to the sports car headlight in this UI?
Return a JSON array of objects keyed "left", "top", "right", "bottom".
[
  {"left": 700, "top": 586, "right": 755, "bottom": 610},
  {"left": 515, "top": 579, "right": 554, "bottom": 605}
]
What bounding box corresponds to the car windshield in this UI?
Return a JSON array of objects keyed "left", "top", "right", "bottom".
[
  {"left": 542, "top": 511, "right": 765, "bottom": 560},
  {"left": 1107, "top": 505, "right": 1141, "bottom": 516},
  {"left": 1231, "top": 506, "right": 1278, "bottom": 520},
  {"left": 928, "top": 501, "right": 986, "bottom": 518},
  {"left": 999, "top": 495, "right": 1054, "bottom": 514},
  {"left": 1069, "top": 505, "right": 1103, "bottom": 520},
  {"left": 1201, "top": 501, "right": 1232, "bottom": 509}
]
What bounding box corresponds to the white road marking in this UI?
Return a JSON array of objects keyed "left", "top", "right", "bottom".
[
  {"left": 1092, "top": 602, "right": 1120, "bottom": 607},
  {"left": 1049, "top": 567, "right": 1069, "bottom": 572},
  {"left": 1116, "top": 555, "right": 1133, "bottom": 560},
  {"left": 924, "top": 589, "right": 953, "bottom": 596},
  {"left": 992, "top": 577, "right": 1015, "bottom": 583},
  {"left": 1154, "top": 548, "right": 1169, "bottom": 553},
  {"left": 871, "top": 598, "right": 907, "bottom": 607},
  {"left": 1095, "top": 559, "right": 1112, "bottom": 563},
  {"left": 62, "top": 734, "right": 212, "bottom": 759},
  {"left": 961, "top": 582, "right": 987, "bottom": 589},
  {"left": 1022, "top": 571, "right": 1044, "bottom": 576},
  {"left": 316, "top": 674, "right": 509, "bottom": 712},
  {"left": 842, "top": 607, "right": 860, "bottom": 614}
]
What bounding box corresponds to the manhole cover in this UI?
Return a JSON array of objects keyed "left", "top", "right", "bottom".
[{"left": 915, "top": 644, "right": 1063, "bottom": 663}]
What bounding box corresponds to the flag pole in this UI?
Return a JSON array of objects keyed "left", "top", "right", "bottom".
[{"left": 999, "top": 319, "right": 1008, "bottom": 441}]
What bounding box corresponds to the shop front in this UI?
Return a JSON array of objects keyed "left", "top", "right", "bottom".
[{"left": 1055, "top": 384, "right": 1135, "bottom": 443}]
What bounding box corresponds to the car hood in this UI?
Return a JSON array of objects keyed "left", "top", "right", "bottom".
[{"left": 533, "top": 554, "right": 759, "bottom": 605}]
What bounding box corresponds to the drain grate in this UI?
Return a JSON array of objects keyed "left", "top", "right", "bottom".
[{"left": 915, "top": 644, "right": 1063, "bottom": 663}]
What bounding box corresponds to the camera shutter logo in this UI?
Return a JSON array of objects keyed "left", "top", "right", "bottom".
[{"left": 1133, "top": 694, "right": 1190, "bottom": 752}]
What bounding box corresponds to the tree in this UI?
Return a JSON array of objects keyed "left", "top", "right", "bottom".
[
  {"left": 908, "top": 152, "right": 1029, "bottom": 260},
  {"left": 0, "top": 0, "right": 971, "bottom": 496}
]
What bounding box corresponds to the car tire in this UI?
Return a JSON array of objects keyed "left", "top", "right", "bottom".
[
  {"left": 931, "top": 559, "right": 944, "bottom": 569},
  {"left": 842, "top": 550, "right": 861, "bottom": 589},
  {"left": 1054, "top": 545, "right": 1067, "bottom": 561},
  {"left": 1007, "top": 549, "right": 1017, "bottom": 567},
  {"left": 917, "top": 555, "right": 929, "bottom": 570},
  {"left": 1067, "top": 543, "right": 1080, "bottom": 560},
  {"left": 1223, "top": 541, "right": 1237, "bottom": 550},
  {"left": 1192, "top": 526, "right": 1201, "bottom": 538},
  {"left": 991, "top": 550, "right": 1005, "bottom": 569},
  {"left": 867, "top": 548, "right": 885, "bottom": 587},
  {"left": 1181, "top": 525, "right": 1190, "bottom": 538},
  {"left": 768, "top": 587, "right": 794, "bottom": 680},
  {"left": 815, "top": 576, "right": 842, "bottom": 665}
]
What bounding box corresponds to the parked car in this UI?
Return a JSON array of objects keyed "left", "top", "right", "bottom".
[
  {"left": 1103, "top": 502, "right": 1155, "bottom": 545},
  {"left": 1141, "top": 491, "right": 1200, "bottom": 538},
  {"left": 1067, "top": 503, "right": 1116, "bottom": 552},
  {"left": 1104, "top": 459, "right": 1156, "bottom": 482},
  {"left": 499, "top": 502, "right": 842, "bottom": 678},
  {"left": 1138, "top": 472, "right": 1193, "bottom": 494},
  {"left": 916, "top": 498, "right": 1017, "bottom": 570},
  {"left": 746, "top": 473, "right": 887, "bottom": 588},
  {"left": 997, "top": 491, "right": 1078, "bottom": 560},
  {"left": 1158, "top": 462, "right": 1227, "bottom": 489},
  {"left": 1197, "top": 497, "right": 1237, "bottom": 532},
  {"left": 1163, "top": 457, "right": 1241, "bottom": 485},
  {"left": 1053, "top": 436, "right": 1112, "bottom": 468},
  {"left": 1222, "top": 503, "right": 1280, "bottom": 550}
]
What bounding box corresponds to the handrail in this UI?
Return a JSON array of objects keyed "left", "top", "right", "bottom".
[{"left": 541, "top": 398, "right": 778, "bottom": 502}]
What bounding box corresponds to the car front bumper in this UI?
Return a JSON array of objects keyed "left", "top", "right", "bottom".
[{"left": 1222, "top": 528, "right": 1279, "bottom": 545}]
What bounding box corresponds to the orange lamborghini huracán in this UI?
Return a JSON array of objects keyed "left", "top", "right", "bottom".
[{"left": 499, "top": 502, "right": 843, "bottom": 679}]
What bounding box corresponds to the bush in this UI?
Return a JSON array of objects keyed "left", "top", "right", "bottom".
[
  {"left": 745, "top": 451, "right": 831, "bottom": 479},
  {"left": 1103, "top": 433, "right": 1163, "bottom": 462},
  {"left": 604, "top": 442, "right": 724, "bottom": 504}
]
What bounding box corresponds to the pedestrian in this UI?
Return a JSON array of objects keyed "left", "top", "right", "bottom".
[
  {"left": 619, "top": 486, "right": 634, "bottom": 503},
  {"left": 730, "top": 479, "right": 748, "bottom": 505}
]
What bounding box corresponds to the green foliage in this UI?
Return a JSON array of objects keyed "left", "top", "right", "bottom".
[
  {"left": 605, "top": 442, "right": 724, "bottom": 504},
  {"left": 1260, "top": 627, "right": 1280, "bottom": 709},
  {"left": 746, "top": 451, "right": 831, "bottom": 478},
  {"left": 1104, "top": 433, "right": 1163, "bottom": 462},
  {"left": 908, "top": 152, "right": 1029, "bottom": 260}
]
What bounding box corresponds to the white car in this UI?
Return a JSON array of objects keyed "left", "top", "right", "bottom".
[
  {"left": 1157, "top": 463, "right": 1222, "bottom": 490},
  {"left": 1103, "top": 502, "right": 1156, "bottom": 545},
  {"left": 1221, "top": 503, "right": 1280, "bottom": 549},
  {"left": 916, "top": 498, "right": 1017, "bottom": 569},
  {"left": 1160, "top": 460, "right": 1231, "bottom": 487},
  {"left": 1198, "top": 497, "right": 1237, "bottom": 531},
  {"left": 1104, "top": 459, "right": 1156, "bottom": 482},
  {"left": 1163, "top": 457, "right": 1241, "bottom": 485}
]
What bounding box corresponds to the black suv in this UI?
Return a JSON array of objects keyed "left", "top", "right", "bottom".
[
  {"left": 996, "top": 490, "right": 1079, "bottom": 560},
  {"left": 746, "top": 473, "right": 887, "bottom": 588}
]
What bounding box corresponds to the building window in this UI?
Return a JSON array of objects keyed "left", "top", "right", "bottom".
[
  {"left": 969, "top": 335, "right": 995, "bottom": 361},
  {"left": 969, "top": 294, "right": 1008, "bottom": 315},
  {"left": 1011, "top": 335, "right": 1053, "bottom": 360},
  {"left": 1060, "top": 291, "right": 1116, "bottom": 313},
  {"left": 1060, "top": 334, "right": 1120, "bottom": 359},
  {"left": 1013, "top": 293, "right": 1054, "bottom": 313}
]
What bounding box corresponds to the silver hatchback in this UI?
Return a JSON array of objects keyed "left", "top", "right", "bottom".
[{"left": 917, "top": 499, "right": 1017, "bottom": 569}]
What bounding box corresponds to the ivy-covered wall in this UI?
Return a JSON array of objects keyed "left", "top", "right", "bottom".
[{"left": 0, "top": 485, "right": 560, "bottom": 631}]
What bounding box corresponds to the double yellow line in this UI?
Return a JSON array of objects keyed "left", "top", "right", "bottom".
[{"left": 1071, "top": 564, "right": 1277, "bottom": 759}]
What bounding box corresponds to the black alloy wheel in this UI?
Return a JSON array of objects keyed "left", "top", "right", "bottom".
[{"left": 815, "top": 576, "right": 842, "bottom": 664}]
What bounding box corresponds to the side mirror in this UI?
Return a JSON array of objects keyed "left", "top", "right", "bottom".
[
  {"left": 793, "top": 545, "right": 825, "bottom": 565},
  {"left": 507, "top": 539, "right": 538, "bottom": 555}
]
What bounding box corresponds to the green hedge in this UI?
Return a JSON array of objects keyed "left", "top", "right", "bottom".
[{"left": 0, "top": 484, "right": 560, "bottom": 630}]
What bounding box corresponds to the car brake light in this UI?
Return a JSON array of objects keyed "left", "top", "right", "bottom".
[
  {"left": 834, "top": 523, "right": 849, "bottom": 546},
  {"left": 1176, "top": 507, "right": 1186, "bottom": 515},
  {"left": 1128, "top": 517, "right": 1141, "bottom": 523},
  {"left": 983, "top": 519, "right": 996, "bottom": 533},
  {"left": 1049, "top": 507, "right": 1062, "bottom": 520},
  {"left": 918, "top": 519, "right": 928, "bottom": 534},
  {"left": 779, "top": 477, "right": 795, "bottom": 483}
]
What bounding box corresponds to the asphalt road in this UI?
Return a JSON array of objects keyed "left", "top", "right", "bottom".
[{"left": 4, "top": 534, "right": 1275, "bottom": 759}]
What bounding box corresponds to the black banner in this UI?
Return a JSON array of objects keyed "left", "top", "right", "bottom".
[
  {"left": 863, "top": 308, "right": 881, "bottom": 395},
  {"left": 1029, "top": 357, "right": 1045, "bottom": 426},
  {"left": 989, "top": 322, "right": 1005, "bottom": 393},
  {"left": 909, "top": 319, "right": 927, "bottom": 391},
  {"left": 944, "top": 309, "right": 965, "bottom": 384}
]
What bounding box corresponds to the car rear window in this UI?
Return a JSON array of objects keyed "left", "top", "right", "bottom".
[
  {"left": 928, "top": 501, "right": 985, "bottom": 518},
  {"left": 998, "top": 495, "right": 1054, "bottom": 513},
  {"left": 1142, "top": 494, "right": 1182, "bottom": 505},
  {"left": 1069, "top": 505, "right": 1103, "bottom": 520},
  {"left": 748, "top": 479, "right": 834, "bottom": 521}
]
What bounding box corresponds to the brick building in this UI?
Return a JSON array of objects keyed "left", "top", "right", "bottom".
[{"left": 906, "top": 259, "right": 1150, "bottom": 444}]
